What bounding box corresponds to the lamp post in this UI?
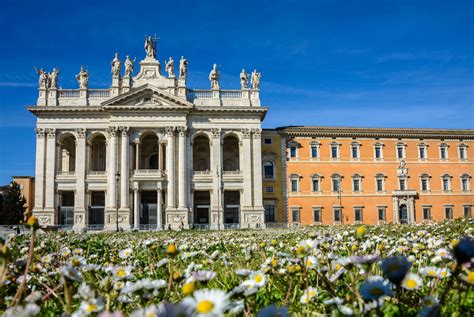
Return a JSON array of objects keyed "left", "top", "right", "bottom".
[{"left": 115, "top": 171, "right": 120, "bottom": 232}]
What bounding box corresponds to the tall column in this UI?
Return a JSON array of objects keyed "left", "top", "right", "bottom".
[
  {"left": 74, "top": 128, "right": 87, "bottom": 230},
  {"left": 157, "top": 184, "right": 163, "bottom": 230},
  {"left": 241, "top": 129, "right": 253, "bottom": 212},
  {"left": 252, "top": 129, "right": 264, "bottom": 211},
  {"left": 33, "top": 128, "right": 46, "bottom": 215},
  {"left": 210, "top": 129, "right": 222, "bottom": 229},
  {"left": 133, "top": 182, "right": 140, "bottom": 229},
  {"left": 106, "top": 127, "right": 118, "bottom": 210},
  {"left": 177, "top": 126, "right": 187, "bottom": 209},
  {"left": 134, "top": 140, "right": 140, "bottom": 170},
  {"left": 120, "top": 127, "right": 130, "bottom": 211},
  {"left": 165, "top": 126, "right": 176, "bottom": 209},
  {"left": 158, "top": 142, "right": 164, "bottom": 172},
  {"left": 44, "top": 128, "right": 57, "bottom": 222}
]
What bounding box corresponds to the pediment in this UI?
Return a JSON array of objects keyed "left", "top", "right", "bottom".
[{"left": 101, "top": 84, "right": 193, "bottom": 108}]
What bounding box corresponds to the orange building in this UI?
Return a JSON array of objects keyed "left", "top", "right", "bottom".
[{"left": 263, "top": 126, "right": 473, "bottom": 226}]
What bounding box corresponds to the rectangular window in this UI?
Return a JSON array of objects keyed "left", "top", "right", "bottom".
[
  {"left": 264, "top": 204, "right": 275, "bottom": 222},
  {"left": 423, "top": 207, "right": 431, "bottom": 220},
  {"left": 375, "top": 147, "right": 382, "bottom": 159},
  {"left": 440, "top": 147, "right": 447, "bottom": 159},
  {"left": 399, "top": 179, "right": 406, "bottom": 191},
  {"left": 421, "top": 179, "right": 428, "bottom": 191},
  {"left": 397, "top": 146, "right": 404, "bottom": 159},
  {"left": 264, "top": 138, "right": 272, "bottom": 145},
  {"left": 353, "top": 179, "right": 360, "bottom": 192},
  {"left": 351, "top": 146, "right": 359, "bottom": 159},
  {"left": 459, "top": 147, "right": 466, "bottom": 159},
  {"left": 464, "top": 206, "right": 472, "bottom": 218},
  {"left": 313, "top": 208, "right": 322, "bottom": 223},
  {"left": 444, "top": 207, "right": 453, "bottom": 220},
  {"left": 265, "top": 186, "right": 273, "bottom": 193},
  {"left": 290, "top": 147, "right": 297, "bottom": 158},
  {"left": 332, "top": 179, "right": 340, "bottom": 192},
  {"left": 376, "top": 179, "right": 384, "bottom": 192},
  {"left": 462, "top": 179, "right": 468, "bottom": 191},
  {"left": 292, "top": 208, "right": 300, "bottom": 223},
  {"left": 443, "top": 179, "right": 449, "bottom": 191},
  {"left": 331, "top": 146, "right": 338, "bottom": 158},
  {"left": 264, "top": 164, "right": 274, "bottom": 179},
  {"left": 291, "top": 179, "right": 298, "bottom": 192},
  {"left": 311, "top": 146, "right": 318, "bottom": 158},
  {"left": 312, "top": 179, "right": 320, "bottom": 192},
  {"left": 354, "top": 208, "right": 363, "bottom": 222},
  {"left": 333, "top": 207, "right": 341, "bottom": 222},
  {"left": 378, "top": 207, "right": 386, "bottom": 221},
  {"left": 419, "top": 147, "right": 426, "bottom": 159}
]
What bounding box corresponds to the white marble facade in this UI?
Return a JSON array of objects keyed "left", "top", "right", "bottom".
[{"left": 30, "top": 38, "right": 266, "bottom": 230}]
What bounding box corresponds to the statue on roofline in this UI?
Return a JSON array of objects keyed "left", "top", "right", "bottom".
[
  {"left": 165, "top": 57, "right": 174, "bottom": 77},
  {"left": 209, "top": 64, "right": 220, "bottom": 89},
  {"left": 251, "top": 69, "right": 261, "bottom": 89},
  {"left": 34, "top": 67, "right": 49, "bottom": 89},
  {"left": 124, "top": 55, "right": 136, "bottom": 77},
  {"left": 111, "top": 53, "right": 121, "bottom": 77},
  {"left": 76, "top": 65, "right": 89, "bottom": 89},
  {"left": 49, "top": 68, "right": 59, "bottom": 88},
  {"left": 179, "top": 56, "right": 188, "bottom": 78},
  {"left": 240, "top": 69, "right": 249, "bottom": 89},
  {"left": 144, "top": 35, "right": 157, "bottom": 58}
]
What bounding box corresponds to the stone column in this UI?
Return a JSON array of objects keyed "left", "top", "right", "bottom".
[
  {"left": 241, "top": 129, "right": 253, "bottom": 213},
  {"left": 33, "top": 129, "right": 46, "bottom": 216},
  {"left": 120, "top": 127, "right": 130, "bottom": 212},
  {"left": 133, "top": 182, "right": 140, "bottom": 229},
  {"left": 105, "top": 127, "right": 118, "bottom": 229},
  {"left": 44, "top": 128, "right": 57, "bottom": 224},
  {"left": 73, "top": 128, "right": 87, "bottom": 231},
  {"left": 134, "top": 140, "right": 140, "bottom": 170},
  {"left": 158, "top": 142, "right": 164, "bottom": 172},
  {"left": 165, "top": 127, "right": 176, "bottom": 209},
  {"left": 210, "top": 129, "right": 222, "bottom": 229},
  {"left": 157, "top": 183, "right": 163, "bottom": 230},
  {"left": 177, "top": 126, "right": 187, "bottom": 209},
  {"left": 251, "top": 128, "right": 265, "bottom": 228}
]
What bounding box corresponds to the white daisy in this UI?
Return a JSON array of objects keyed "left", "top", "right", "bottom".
[
  {"left": 401, "top": 273, "right": 423, "bottom": 290},
  {"left": 300, "top": 287, "right": 318, "bottom": 304},
  {"left": 182, "top": 288, "right": 229, "bottom": 316},
  {"left": 119, "top": 248, "right": 133, "bottom": 259}
]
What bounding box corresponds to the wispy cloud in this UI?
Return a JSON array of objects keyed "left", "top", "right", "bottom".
[
  {"left": 376, "top": 51, "right": 455, "bottom": 63},
  {"left": 0, "top": 81, "right": 36, "bottom": 87}
]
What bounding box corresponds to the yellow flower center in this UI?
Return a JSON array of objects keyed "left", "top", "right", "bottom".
[
  {"left": 440, "top": 271, "right": 447, "bottom": 277},
  {"left": 255, "top": 275, "right": 263, "bottom": 283},
  {"left": 308, "top": 290, "right": 316, "bottom": 297},
  {"left": 182, "top": 282, "right": 195, "bottom": 295},
  {"left": 86, "top": 304, "right": 97, "bottom": 313},
  {"left": 306, "top": 260, "right": 313, "bottom": 267},
  {"left": 405, "top": 279, "right": 417, "bottom": 289},
  {"left": 428, "top": 270, "right": 436, "bottom": 276},
  {"left": 467, "top": 271, "right": 474, "bottom": 285},
  {"left": 196, "top": 300, "right": 214, "bottom": 313},
  {"left": 117, "top": 269, "right": 126, "bottom": 277},
  {"left": 296, "top": 245, "right": 306, "bottom": 254},
  {"left": 335, "top": 264, "right": 342, "bottom": 270}
]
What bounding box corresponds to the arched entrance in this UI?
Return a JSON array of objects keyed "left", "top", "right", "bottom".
[{"left": 399, "top": 204, "right": 408, "bottom": 224}]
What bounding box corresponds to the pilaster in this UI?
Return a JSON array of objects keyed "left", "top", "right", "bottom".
[
  {"left": 133, "top": 182, "right": 140, "bottom": 229},
  {"left": 43, "top": 128, "right": 56, "bottom": 224},
  {"left": 210, "top": 128, "right": 223, "bottom": 229},
  {"left": 119, "top": 127, "right": 130, "bottom": 213},
  {"left": 251, "top": 128, "right": 265, "bottom": 228},
  {"left": 241, "top": 128, "right": 253, "bottom": 214},
  {"left": 33, "top": 128, "right": 46, "bottom": 217},
  {"left": 177, "top": 126, "right": 188, "bottom": 210},
  {"left": 73, "top": 128, "right": 87, "bottom": 231},
  {"left": 105, "top": 126, "right": 118, "bottom": 230},
  {"left": 48, "top": 88, "right": 58, "bottom": 106}
]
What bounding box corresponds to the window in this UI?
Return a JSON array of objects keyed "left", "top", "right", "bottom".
[
  {"left": 289, "top": 142, "right": 298, "bottom": 158},
  {"left": 444, "top": 206, "right": 453, "bottom": 220},
  {"left": 290, "top": 174, "right": 300, "bottom": 192},
  {"left": 263, "top": 161, "right": 274, "bottom": 180},
  {"left": 310, "top": 142, "right": 320, "bottom": 158},
  {"left": 330, "top": 143, "right": 340, "bottom": 159},
  {"left": 311, "top": 175, "right": 321, "bottom": 192},
  {"left": 459, "top": 144, "right": 467, "bottom": 160},
  {"left": 418, "top": 143, "right": 427, "bottom": 160},
  {"left": 375, "top": 174, "right": 386, "bottom": 192},
  {"left": 354, "top": 207, "right": 363, "bottom": 222},
  {"left": 423, "top": 207, "right": 431, "bottom": 220},
  {"left": 313, "top": 208, "right": 322, "bottom": 223},
  {"left": 464, "top": 206, "right": 472, "bottom": 218},
  {"left": 461, "top": 174, "right": 471, "bottom": 192},
  {"left": 399, "top": 178, "right": 407, "bottom": 191},
  {"left": 396, "top": 143, "right": 406, "bottom": 159},
  {"left": 378, "top": 207, "right": 386, "bottom": 221},
  {"left": 351, "top": 143, "right": 360, "bottom": 159},
  {"left": 374, "top": 143, "right": 383, "bottom": 160},
  {"left": 439, "top": 144, "right": 448, "bottom": 160},
  {"left": 331, "top": 174, "right": 342, "bottom": 192},
  {"left": 333, "top": 207, "right": 342, "bottom": 222},
  {"left": 420, "top": 174, "right": 430, "bottom": 192},
  {"left": 292, "top": 208, "right": 300, "bottom": 223},
  {"left": 264, "top": 204, "right": 276, "bottom": 222},
  {"left": 441, "top": 174, "right": 451, "bottom": 192},
  {"left": 265, "top": 186, "right": 274, "bottom": 193},
  {"left": 290, "top": 146, "right": 297, "bottom": 158},
  {"left": 264, "top": 138, "right": 272, "bottom": 145},
  {"left": 352, "top": 174, "right": 362, "bottom": 192}
]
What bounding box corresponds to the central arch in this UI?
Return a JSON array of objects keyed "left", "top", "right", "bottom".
[{"left": 399, "top": 204, "right": 408, "bottom": 224}]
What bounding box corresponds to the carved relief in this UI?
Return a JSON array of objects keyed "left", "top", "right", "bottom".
[
  {"left": 120, "top": 126, "right": 130, "bottom": 136},
  {"left": 38, "top": 215, "right": 52, "bottom": 225},
  {"left": 242, "top": 128, "right": 252, "bottom": 138},
  {"left": 167, "top": 214, "right": 186, "bottom": 223},
  {"left": 210, "top": 128, "right": 221, "bottom": 138},
  {"left": 45, "top": 128, "right": 56, "bottom": 138},
  {"left": 165, "top": 126, "right": 175, "bottom": 136},
  {"left": 75, "top": 214, "right": 83, "bottom": 224},
  {"left": 36, "top": 128, "right": 45, "bottom": 138},
  {"left": 245, "top": 214, "right": 261, "bottom": 223},
  {"left": 176, "top": 126, "right": 187, "bottom": 136},
  {"left": 252, "top": 128, "right": 262, "bottom": 138},
  {"left": 76, "top": 128, "right": 86, "bottom": 139},
  {"left": 107, "top": 126, "right": 118, "bottom": 137}
]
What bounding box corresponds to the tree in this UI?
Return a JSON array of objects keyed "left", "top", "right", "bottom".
[{"left": 0, "top": 181, "right": 26, "bottom": 225}]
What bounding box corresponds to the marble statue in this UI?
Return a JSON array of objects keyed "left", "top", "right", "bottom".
[
  {"left": 398, "top": 158, "right": 407, "bottom": 170},
  {"left": 144, "top": 35, "right": 156, "bottom": 58},
  {"left": 165, "top": 57, "right": 174, "bottom": 77},
  {"left": 76, "top": 65, "right": 89, "bottom": 89},
  {"left": 209, "top": 64, "right": 220, "bottom": 89},
  {"left": 124, "top": 55, "right": 136, "bottom": 77},
  {"left": 179, "top": 56, "right": 188, "bottom": 78},
  {"left": 111, "top": 53, "right": 121, "bottom": 77},
  {"left": 251, "top": 69, "right": 261, "bottom": 89},
  {"left": 35, "top": 67, "right": 49, "bottom": 89},
  {"left": 240, "top": 69, "right": 249, "bottom": 89},
  {"left": 49, "top": 68, "right": 59, "bottom": 89}
]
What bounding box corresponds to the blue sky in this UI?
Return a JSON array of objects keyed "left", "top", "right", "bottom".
[{"left": 0, "top": 0, "right": 473, "bottom": 183}]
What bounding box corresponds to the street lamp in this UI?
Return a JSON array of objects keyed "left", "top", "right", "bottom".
[{"left": 115, "top": 171, "right": 120, "bottom": 232}]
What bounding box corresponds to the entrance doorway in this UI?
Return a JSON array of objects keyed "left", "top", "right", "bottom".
[
  {"left": 89, "top": 192, "right": 105, "bottom": 229},
  {"left": 140, "top": 191, "right": 157, "bottom": 229},
  {"left": 193, "top": 191, "right": 210, "bottom": 227},
  {"left": 224, "top": 191, "right": 240, "bottom": 226},
  {"left": 59, "top": 191, "right": 74, "bottom": 227},
  {"left": 399, "top": 204, "right": 408, "bottom": 224}
]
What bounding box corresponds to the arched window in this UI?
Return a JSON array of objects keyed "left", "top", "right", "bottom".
[
  {"left": 59, "top": 135, "right": 76, "bottom": 172},
  {"left": 193, "top": 135, "right": 211, "bottom": 171},
  {"left": 90, "top": 134, "right": 106, "bottom": 171},
  {"left": 263, "top": 161, "right": 274, "bottom": 180},
  {"left": 141, "top": 134, "right": 159, "bottom": 169},
  {"left": 223, "top": 135, "right": 240, "bottom": 171}
]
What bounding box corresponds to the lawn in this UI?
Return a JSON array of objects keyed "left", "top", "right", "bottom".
[{"left": 1, "top": 219, "right": 473, "bottom": 316}]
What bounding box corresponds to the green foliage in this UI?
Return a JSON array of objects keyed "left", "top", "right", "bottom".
[{"left": 0, "top": 181, "right": 26, "bottom": 225}]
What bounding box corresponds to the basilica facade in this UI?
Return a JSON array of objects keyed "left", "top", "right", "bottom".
[{"left": 29, "top": 38, "right": 473, "bottom": 230}]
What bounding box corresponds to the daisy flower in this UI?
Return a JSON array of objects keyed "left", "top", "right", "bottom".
[
  {"left": 401, "top": 273, "right": 423, "bottom": 290},
  {"left": 305, "top": 256, "right": 318, "bottom": 269},
  {"left": 119, "top": 248, "right": 133, "bottom": 259},
  {"left": 113, "top": 266, "right": 133, "bottom": 280},
  {"left": 300, "top": 287, "right": 318, "bottom": 304},
  {"left": 182, "top": 289, "right": 229, "bottom": 316}
]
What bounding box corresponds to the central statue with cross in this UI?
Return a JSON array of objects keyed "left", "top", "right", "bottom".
[{"left": 144, "top": 34, "right": 159, "bottom": 59}]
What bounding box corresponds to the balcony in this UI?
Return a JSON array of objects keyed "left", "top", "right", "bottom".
[
  {"left": 86, "top": 171, "right": 107, "bottom": 181},
  {"left": 132, "top": 169, "right": 164, "bottom": 181},
  {"left": 56, "top": 171, "right": 76, "bottom": 180},
  {"left": 223, "top": 170, "right": 243, "bottom": 182}
]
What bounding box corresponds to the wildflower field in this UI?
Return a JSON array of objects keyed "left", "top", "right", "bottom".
[{"left": 1, "top": 219, "right": 473, "bottom": 316}]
